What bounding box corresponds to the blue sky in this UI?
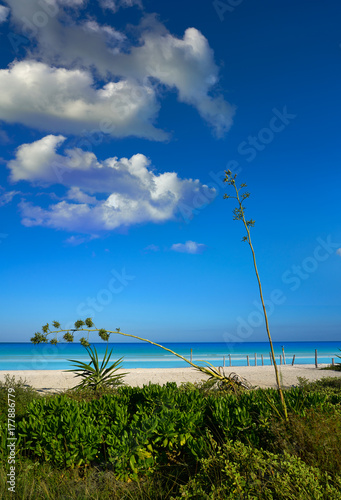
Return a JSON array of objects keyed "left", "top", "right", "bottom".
[{"left": 0, "top": 0, "right": 340, "bottom": 343}]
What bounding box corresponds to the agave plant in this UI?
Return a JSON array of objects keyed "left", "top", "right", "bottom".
[
  {"left": 33, "top": 319, "right": 254, "bottom": 392},
  {"left": 195, "top": 363, "right": 253, "bottom": 393},
  {"left": 66, "top": 345, "right": 127, "bottom": 392}
]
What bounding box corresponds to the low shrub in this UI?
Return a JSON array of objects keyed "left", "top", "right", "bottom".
[
  {"left": 269, "top": 407, "right": 341, "bottom": 478},
  {"left": 1, "top": 380, "right": 341, "bottom": 497},
  {"left": 320, "top": 364, "right": 341, "bottom": 372},
  {"left": 175, "top": 440, "right": 341, "bottom": 499},
  {"left": 0, "top": 374, "right": 41, "bottom": 418}
]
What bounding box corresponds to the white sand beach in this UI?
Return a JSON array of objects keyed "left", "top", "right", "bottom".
[{"left": 1, "top": 364, "right": 340, "bottom": 394}]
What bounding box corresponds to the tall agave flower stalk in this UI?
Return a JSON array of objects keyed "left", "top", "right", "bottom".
[
  {"left": 31, "top": 319, "right": 250, "bottom": 391},
  {"left": 223, "top": 170, "right": 288, "bottom": 420}
]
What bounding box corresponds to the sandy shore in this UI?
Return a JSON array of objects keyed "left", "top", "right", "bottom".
[{"left": 1, "top": 364, "right": 340, "bottom": 394}]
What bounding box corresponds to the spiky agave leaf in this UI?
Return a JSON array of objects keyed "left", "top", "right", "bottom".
[{"left": 65, "top": 345, "right": 127, "bottom": 391}]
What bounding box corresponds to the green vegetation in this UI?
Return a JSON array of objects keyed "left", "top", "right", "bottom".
[
  {"left": 0, "top": 375, "right": 42, "bottom": 418},
  {"left": 66, "top": 345, "right": 127, "bottom": 393},
  {"left": 321, "top": 349, "right": 341, "bottom": 372},
  {"left": 1, "top": 377, "right": 341, "bottom": 498},
  {"left": 321, "top": 364, "right": 341, "bottom": 372}
]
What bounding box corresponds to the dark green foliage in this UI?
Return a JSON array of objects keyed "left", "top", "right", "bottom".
[
  {"left": 80, "top": 337, "right": 90, "bottom": 347},
  {"left": 30, "top": 332, "right": 48, "bottom": 344},
  {"left": 1, "top": 381, "right": 340, "bottom": 497},
  {"left": 42, "top": 323, "right": 49, "bottom": 333},
  {"left": 176, "top": 440, "right": 341, "bottom": 499},
  {"left": 269, "top": 407, "right": 341, "bottom": 478},
  {"left": 297, "top": 376, "right": 341, "bottom": 400},
  {"left": 321, "top": 351, "right": 341, "bottom": 371},
  {"left": 321, "top": 364, "right": 341, "bottom": 372},
  {"left": 74, "top": 319, "right": 85, "bottom": 329},
  {"left": 0, "top": 376, "right": 42, "bottom": 463},
  {"left": 0, "top": 375, "right": 41, "bottom": 418},
  {"left": 98, "top": 328, "right": 110, "bottom": 341},
  {"left": 85, "top": 317, "right": 94, "bottom": 328},
  {"left": 63, "top": 331, "right": 74, "bottom": 342}
]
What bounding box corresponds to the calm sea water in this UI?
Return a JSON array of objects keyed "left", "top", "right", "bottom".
[{"left": 0, "top": 341, "right": 340, "bottom": 370}]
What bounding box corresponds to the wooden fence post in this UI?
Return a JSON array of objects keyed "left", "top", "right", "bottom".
[
  {"left": 332, "top": 358, "right": 335, "bottom": 366},
  {"left": 223, "top": 356, "right": 225, "bottom": 367},
  {"left": 190, "top": 348, "right": 192, "bottom": 363},
  {"left": 229, "top": 354, "right": 232, "bottom": 367},
  {"left": 255, "top": 353, "right": 257, "bottom": 366},
  {"left": 280, "top": 355, "right": 282, "bottom": 365},
  {"left": 247, "top": 355, "right": 250, "bottom": 366},
  {"left": 315, "top": 349, "right": 318, "bottom": 368},
  {"left": 261, "top": 354, "right": 264, "bottom": 366},
  {"left": 281, "top": 346, "right": 286, "bottom": 365},
  {"left": 269, "top": 352, "right": 273, "bottom": 365},
  {"left": 291, "top": 355, "right": 295, "bottom": 366}
]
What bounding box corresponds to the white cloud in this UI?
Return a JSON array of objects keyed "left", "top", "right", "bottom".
[
  {"left": 122, "top": 25, "right": 235, "bottom": 136},
  {"left": 59, "top": 0, "right": 85, "bottom": 5},
  {"left": 0, "top": 6, "right": 10, "bottom": 23},
  {"left": 99, "top": 0, "right": 142, "bottom": 12},
  {"left": 64, "top": 234, "right": 98, "bottom": 246},
  {"left": 171, "top": 240, "right": 207, "bottom": 254},
  {"left": 8, "top": 135, "right": 216, "bottom": 232},
  {"left": 144, "top": 244, "right": 160, "bottom": 252},
  {"left": 0, "top": 189, "right": 20, "bottom": 207},
  {"left": 3, "top": 0, "right": 235, "bottom": 137},
  {"left": 0, "top": 61, "right": 166, "bottom": 140},
  {"left": 336, "top": 248, "right": 341, "bottom": 257},
  {"left": 8, "top": 134, "right": 67, "bottom": 183}
]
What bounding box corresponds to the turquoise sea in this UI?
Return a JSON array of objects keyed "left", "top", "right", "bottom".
[{"left": 0, "top": 341, "right": 340, "bottom": 370}]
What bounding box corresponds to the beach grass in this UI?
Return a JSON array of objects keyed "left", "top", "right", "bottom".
[{"left": 320, "top": 364, "right": 341, "bottom": 372}]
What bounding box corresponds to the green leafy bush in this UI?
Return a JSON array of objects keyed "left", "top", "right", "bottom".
[
  {"left": 269, "top": 407, "right": 341, "bottom": 478},
  {"left": 175, "top": 440, "right": 341, "bottom": 499},
  {"left": 15, "top": 384, "right": 214, "bottom": 479},
  {"left": 0, "top": 374, "right": 41, "bottom": 418},
  {"left": 1, "top": 380, "right": 340, "bottom": 497}
]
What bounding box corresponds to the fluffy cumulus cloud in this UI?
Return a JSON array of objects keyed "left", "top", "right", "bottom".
[
  {"left": 171, "top": 241, "right": 207, "bottom": 254},
  {"left": 8, "top": 135, "right": 216, "bottom": 232},
  {"left": 0, "top": 61, "right": 165, "bottom": 140},
  {"left": 2, "top": 0, "right": 234, "bottom": 138}
]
